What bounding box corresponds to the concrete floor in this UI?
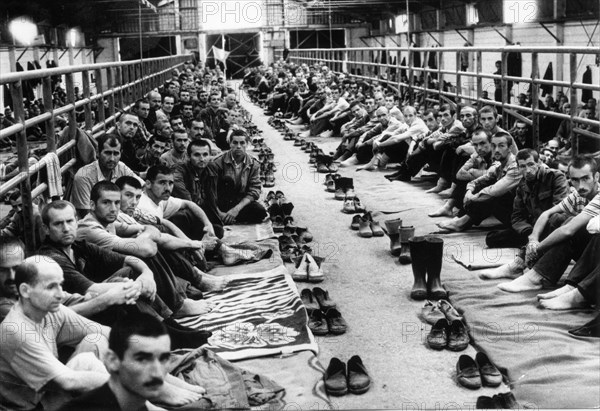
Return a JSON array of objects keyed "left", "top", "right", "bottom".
[{"left": 240, "top": 93, "right": 510, "bottom": 410}]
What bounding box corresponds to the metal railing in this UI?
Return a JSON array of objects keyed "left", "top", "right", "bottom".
[
  {"left": 289, "top": 46, "right": 599, "bottom": 153},
  {"left": 0, "top": 54, "right": 191, "bottom": 251}
]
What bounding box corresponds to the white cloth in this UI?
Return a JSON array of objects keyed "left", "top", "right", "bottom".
[{"left": 587, "top": 214, "right": 600, "bottom": 234}]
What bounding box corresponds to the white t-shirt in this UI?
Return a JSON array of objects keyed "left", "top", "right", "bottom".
[{"left": 137, "top": 192, "right": 183, "bottom": 220}]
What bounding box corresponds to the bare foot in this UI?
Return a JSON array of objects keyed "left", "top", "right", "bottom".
[
  {"left": 436, "top": 217, "right": 459, "bottom": 229},
  {"left": 480, "top": 259, "right": 525, "bottom": 280},
  {"left": 537, "top": 284, "right": 575, "bottom": 300},
  {"left": 200, "top": 273, "right": 230, "bottom": 292},
  {"left": 498, "top": 270, "right": 543, "bottom": 292},
  {"left": 428, "top": 206, "right": 454, "bottom": 218},
  {"left": 154, "top": 382, "right": 203, "bottom": 407},
  {"left": 539, "top": 288, "right": 588, "bottom": 310},
  {"left": 175, "top": 299, "right": 216, "bottom": 317},
  {"left": 357, "top": 163, "right": 377, "bottom": 171},
  {"left": 438, "top": 187, "right": 454, "bottom": 198}
]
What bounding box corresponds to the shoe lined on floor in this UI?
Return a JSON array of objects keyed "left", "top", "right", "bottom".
[
  {"left": 324, "top": 358, "right": 348, "bottom": 396},
  {"left": 370, "top": 221, "right": 384, "bottom": 237},
  {"left": 421, "top": 300, "right": 446, "bottom": 325},
  {"left": 350, "top": 214, "right": 362, "bottom": 230},
  {"left": 291, "top": 253, "right": 308, "bottom": 281},
  {"left": 342, "top": 198, "right": 356, "bottom": 214},
  {"left": 447, "top": 320, "right": 470, "bottom": 351},
  {"left": 312, "top": 287, "right": 337, "bottom": 310},
  {"left": 300, "top": 288, "right": 320, "bottom": 313},
  {"left": 308, "top": 309, "right": 329, "bottom": 335},
  {"left": 358, "top": 217, "right": 373, "bottom": 238},
  {"left": 438, "top": 299, "right": 463, "bottom": 322},
  {"left": 398, "top": 226, "right": 415, "bottom": 264},
  {"left": 456, "top": 354, "right": 482, "bottom": 389},
  {"left": 325, "top": 308, "right": 348, "bottom": 334},
  {"left": 347, "top": 355, "right": 371, "bottom": 394},
  {"left": 409, "top": 236, "right": 428, "bottom": 300},
  {"left": 425, "top": 236, "right": 447, "bottom": 300},
  {"left": 306, "top": 253, "right": 325, "bottom": 283},
  {"left": 476, "top": 352, "right": 502, "bottom": 387},
  {"left": 427, "top": 319, "right": 449, "bottom": 350}
]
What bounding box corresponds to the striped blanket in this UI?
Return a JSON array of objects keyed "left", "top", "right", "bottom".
[{"left": 177, "top": 269, "right": 318, "bottom": 361}]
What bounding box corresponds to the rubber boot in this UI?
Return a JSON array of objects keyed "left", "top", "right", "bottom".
[
  {"left": 398, "top": 226, "right": 415, "bottom": 264},
  {"left": 408, "top": 236, "right": 428, "bottom": 300},
  {"left": 425, "top": 236, "right": 447, "bottom": 300},
  {"left": 384, "top": 218, "right": 403, "bottom": 256}
]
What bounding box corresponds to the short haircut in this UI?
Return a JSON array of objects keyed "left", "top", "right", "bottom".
[
  {"left": 97, "top": 134, "right": 122, "bottom": 151},
  {"left": 154, "top": 119, "right": 170, "bottom": 131},
  {"left": 8, "top": 190, "right": 21, "bottom": 202},
  {"left": 41, "top": 200, "right": 76, "bottom": 226},
  {"left": 109, "top": 313, "right": 168, "bottom": 360},
  {"left": 516, "top": 148, "right": 539, "bottom": 162},
  {"left": 472, "top": 127, "right": 493, "bottom": 142},
  {"left": 569, "top": 155, "right": 599, "bottom": 174},
  {"left": 90, "top": 181, "right": 121, "bottom": 203},
  {"left": 146, "top": 165, "right": 173, "bottom": 182},
  {"left": 439, "top": 104, "right": 455, "bottom": 116},
  {"left": 134, "top": 98, "right": 149, "bottom": 110},
  {"left": 491, "top": 131, "right": 513, "bottom": 146},
  {"left": 163, "top": 95, "right": 175, "bottom": 103},
  {"left": 349, "top": 100, "right": 362, "bottom": 109},
  {"left": 479, "top": 105, "right": 498, "bottom": 117},
  {"left": 115, "top": 176, "right": 142, "bottom": 191},
  {"left": 0, "top": 237, "right": 25, "bottom": 263},
  {"left": 423, "top": 109, "right": 437, "bottom": 118},
  {"left": 149, "top": 134, "right": 169, "bottom": 146},
  {"left": 170, "top": 115, "right": 183, "bottom": 124},
  {"left": 187, "top": 139, "right": 211, "bottom": 156},
  {"left": 15, "top": 257, "right": 44, "bottom": 292},
  {"left": 172, "top": 130, "right": 189, "bottom": 140},
  {"left": 229, "top": 128, "right": 249, "bottom": 142},
  {"left": 118, "top": 112, "right": 138, "bottom": 123}
]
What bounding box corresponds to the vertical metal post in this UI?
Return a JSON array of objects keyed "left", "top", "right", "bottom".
[
  {"left": 95, "top": 68, "right": 106, "bottom": 130},
  {"left": 11, "top": 80, "right": 35, "bottom": 251},
  {"left": 501, "top": 51, "right": 508, "bottom": 126},
  {"left": 455, "top": 51, "right": 461, "bottom": 105},
  {"left": 408, "top": 46, "right": 414, "bottom": 104},
  {"left": 8, "top": 46, "right": 17, "bottom": 72},
  {"left": 569, "top": 52, "right": 578, "bottom": 156},
  {"left": 476, "top": 50, "right": 482, "bottom": 108},
  {"left": 82, "top": 70, "right": 93, "bottom": 130},
  {"left": 42, "top": 77, "right": 56, "bottom": 153},
  {"left": 65, "top": 70, "right": 77, "bottom": 141},
  {"left": 106, "top": 67, "right": 116, "bottom": 122},
  {"left": 531, "top": 52, "right": 540, "bottom": 149}
]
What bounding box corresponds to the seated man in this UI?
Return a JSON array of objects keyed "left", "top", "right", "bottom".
[
  {"left": 208, "top": 129, "right": 267, "bottom": 225},
  {"left": 371, "top": 105, "right": 428, "bottom": 170},
  {"left": 428, "top": 128, "right": 494, "bottom": 218},
  {"left": 112, "top": 112, "right": 146, "bottom": 173},
  {"left": 200, "top": 93, "right": 230, "bottom": 150},
  {"left": 138, "top": 134, "right": 170, "bottom": 178},
  {"left": 437, "top": 132, "right": 521, "bottom": 232},
  {"left": 138, "top": 165, "right": 218, "bottom": 239},
  {"left": 59, "top": 313, "right": 205, "bottom": 410},
  {"left": 172, "top": 139, "right": 222, "bottom": 229},
  {"left": 0, "top": 256, "right": 110, "bottom": 411},
  {"left": 161, "top": 130, "right": 189, "bottom": 170},
  {"left": 77, "top": 181, "right": 214, "bottom": 316},
  {"left": 497, "top": 155, "right": 599, "bottom": 292},
  {"left": 340, "top": 106, "right": 390, "bottom": 167},
  {"left": 71, "top": 133, "right": 142, "bottom": 218},
  {"left": 333, "top": 100, "right": 374, "bottom": 162}
]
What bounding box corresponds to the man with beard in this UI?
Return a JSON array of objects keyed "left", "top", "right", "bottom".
[
  {"left": 437, "top": 132, "right": 521, "bottom": 232},
  {"left": 170, "top": 115, "right": 186, "bottom": 134},
  {"left": 209, "top": 129, "right": 266, "bottom": 224},
  {"left": 138, "top": 135, "right": 169, "bottom": 177},
  {"left": 71, "top": 134, "right": 142, "bottom": 218},
  {"left": 161, "top": 130, "right": 189, "bottom": 169},
  {"left": 113, "top": 112, "right": 146, "bottom": 172},
  {"left": 58, "top": 313, "right": 205, "bottom": 410},
  {"left": 131, "top": 99, "right": 152, "bottom": 140}
]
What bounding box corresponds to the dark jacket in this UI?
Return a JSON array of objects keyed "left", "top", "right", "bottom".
[
  {"left": 173, "top": 161, "right": 222, "bottom": 226},
  {"left": 511, "top": 165, "right": 568, "bottom": 236},
  {"left": 58, "top": 382, "right": 138, "bottom": 411},
  {"left": 208, "top": 151, "right": 262, "bottom": 207}
]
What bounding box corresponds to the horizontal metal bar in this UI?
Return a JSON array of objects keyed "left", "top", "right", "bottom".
[{"left": 289, "top": 46, "right": 600, "bottom": 54}]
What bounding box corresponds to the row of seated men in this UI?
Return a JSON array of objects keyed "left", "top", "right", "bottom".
[
  {"left": 0, "top": 68, "right": 272, "bottom": 410},
  {"left": 253, "top": 62, "right": 599, "bottom": 321}
]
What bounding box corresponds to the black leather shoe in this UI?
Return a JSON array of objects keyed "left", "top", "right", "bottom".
[
  {"left": 447, "top": 320, "right": 470, "bottom": 351},
  {"left": 325, "top": 308, "right": 348, "bottom": 334},
  {"left": 308, "top": 310, "right": 329, "bottom": 335},
  {"left": 324, "top": 357, "right": 348, "bottom": 396},
  {"left": 497, "top": 392, "right": 519, "bottom": 409},
  {"left": 476, "top": 352, "right": 502, "bottom": 387},
  {"left": 568, "top": 313, "right": 600, "bottom": 338},
  {"left": 347, "top": 355, "right": 371, "bottom": 394},
  {"left": 427, "top": 319, "right": 449, "bottom": 350},
  {"left": 476, "top": 395, "right": 496, "bottom": 409},
  {"left": 456, "top": 354, "right": 482, "bottom": 389},
  {"left": 312, "top": 287, "right": 337, "bottom": 310}
]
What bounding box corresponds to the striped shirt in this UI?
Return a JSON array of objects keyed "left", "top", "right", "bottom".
[{"left": 558, "top": 184, "right": 600, "bottom": 217}]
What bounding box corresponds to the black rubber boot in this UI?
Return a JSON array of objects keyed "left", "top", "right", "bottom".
[
  {"left": 408, "top": 236, "right": 428, "bottom": 300},
  {"left": 425, "top": 235, "right": 447, "bottom": 300},
  {"left": 398, "top": 226, "right": 415, "bottom": 264}
]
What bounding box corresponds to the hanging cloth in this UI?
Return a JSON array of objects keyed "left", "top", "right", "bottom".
[{"left": 541, "top": 62, "right": 553, "bottom": 97}]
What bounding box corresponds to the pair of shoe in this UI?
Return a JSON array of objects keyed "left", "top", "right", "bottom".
[
  {"left": 324, "top": 356, "right": 371, "bottom": 396},
  {"left": 427, "top": 319, "right": 470, "bottom": 351},
  {"left": 264, "top": 190, "right": 286, "bottom": 207},
  {"left": 333, "top": 177, "right": 355, "bottom": 200},
  {"left": 421, "top": 299, "right": 464, "bottom": 325},
  {"left": 309, "top": 308, "right": 348, "bottom": 335},
  {"left": 409, "top": 236, "right": 447, "bottom": 300},
  {"left": 269, "top": 202, "right": 294, "bottom": 233},
  {"left": 358, "top": 218, "right": 384, "bottom": 238},
  {"left": 456, "top": 352, "right": 503, "bottom": 390},
  {"left": 476, "top": 392, "right": 519, "bottom": 409},
  {"left": 383, "top": 218, "right": 414, "bottom": 262},
  {"left": 342, "top": 197, "right": 365, "bottom": 214},
  {"left": 324, "top": 173, "right": 342, "bottom": 192},
  {"left": 301, "top": 287, "right": 336, "bottom": 313},
  {"left": 292, "top": 253, "right": 325, "bottom": 282}
]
